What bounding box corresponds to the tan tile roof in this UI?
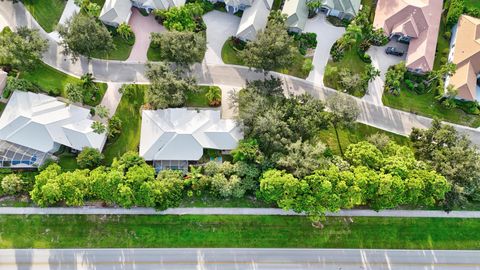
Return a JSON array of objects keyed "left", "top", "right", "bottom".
[
  {"left": 449, "top": 15, "right": 480, "bottom": 100},
  {"left": 373, "top": 0, "right": 443, "bottom": 72}
]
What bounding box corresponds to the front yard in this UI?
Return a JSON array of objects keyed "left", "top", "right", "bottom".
[
  {"left": 91, "top": 31, "right": 135, "bottom": 61},
  {"left": 19, "top": 63, "right": 107, "bottom": 106},
  {"left": 1, "top": 215, "right": 480, "bottom": 249},
  {"left": 22, "top": 0, "right": 66, "bottom": 32}
]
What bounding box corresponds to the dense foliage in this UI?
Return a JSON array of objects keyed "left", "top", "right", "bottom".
[
  {"left": 150, "top": 31, "right": 206, "bottom": 67},
  {"left": 154, "top": 2, "right": 208, "bottom": 32},
  {"left": 0, "top": 27, "right": 48, "bottom": 71}
]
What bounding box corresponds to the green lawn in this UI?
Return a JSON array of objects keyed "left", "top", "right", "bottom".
[
  {"left": 186, "top": 86, "right": 221, "bottom": 107},
  {"left": 1, "top": 215, "right": 480, "bottom": 249},
  {"left": 383, "top": 88, "right": 480, "bottom": 128},
  {"left": 221, "top": 39, "right": 311, "bottom": 79},
  {"left": 147, "top": 44, "right": 162, "bottom": 61},
  {"left": 91, "top": 34, "right": 134, "bottom": 61},
  {"left": 19, "top": 63, "right": 107, "bottom": 106},
  {"left": 319, "top": 122, "right": 411, "bottom": 155},
  {"left": 22, "top": 0, "right": 66, "bottom": 32},
  {"left": 324, "top": 49, "right": 368, "bottom": 97},
  {"left": 181, "top": 196, "right": 271, "bottom": 208},
  {"left": 433, "top": 16, "right": 451, "bottom": 70},
  {"left": 57, "top": 152, "right": 79, "bottom": 172},
  {"left": 102, "top": 85, "right": 146, "bottom": 164},
  {"left": 466, "top": 0, "right": 480, "bottom": 8}
]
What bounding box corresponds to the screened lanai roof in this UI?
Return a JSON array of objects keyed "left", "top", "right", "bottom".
[{"left": 0, "top": 140, "right": 50, "bottom": 168}]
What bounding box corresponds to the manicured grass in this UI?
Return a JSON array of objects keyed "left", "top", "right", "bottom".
[
  {"left": 1, "top": 215, "right": 480, "bottom": 249},
  {"left": 22, "top": 0, "right": 66, "bottom": 32},
  {"left": 19, "top": 63, "right": 107, "bottom": 106},
  {"left": 102, "top": 85, "right": 146, "bottom": 164},
  {"left": 383, "top": 88, "right": 480, "bottom": 128},
  {"left": 221, "top": 39, "right": 311, "bottom": 79},
  {"left": 466, "top": 0, "right": 480, "bottom": 8},
  {"left": 318, "top": 123, "right": 411, "bottom": 155},
  {"left": 180, "top": 196, "right": 271, "bottom": 208},
  {"left": 147, "top": 44, "right": 162, "bottom": 61},
  {"left": 186, "top": 86, "right": 221, "bottom": 107},
  {"left": 91, "top": 34, "right": 134, "bottom": 61},
  {"left": 323, "top": 49, "right": 368, "bottom": 97},
  {"left": 57, "top": 152, "right": 78, "bottom": 172}
]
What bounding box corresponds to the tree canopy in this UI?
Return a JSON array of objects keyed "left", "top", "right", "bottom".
[
  {"left": 150, "top": 31, "right": 206, "bottom": 67},
  {"left": 0, "top": 27, "right": 48, "bottom": 71}
]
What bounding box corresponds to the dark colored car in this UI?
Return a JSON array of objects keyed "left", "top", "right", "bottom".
[{"left": 385, "top": 47, "right": 405, "bottom": 57}]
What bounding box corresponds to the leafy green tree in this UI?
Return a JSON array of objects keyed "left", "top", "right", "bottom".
[
  {"left": 258, "top": 169, "right": 304, "bottom": 209},
  {"left": 150, "top": 31, "right": 206, "bottom": 67},
  {"left": 326, "top": 93, "right": 360, "bottom": 155},
  {"left": 81, "top": 73, "right": 97, "bottom": 90},
  {"left": 58, "top": 13, "right": 114, "bottom": 60},
  {"left": 1, "top": 174, "right": 23, "bottom": 195},
  {"left": 30, "top": 164, "right": 62, "bottom": 207},
  {"left": 77, "top": 147, "right": 104, "bottom": 169},
  {"left": 277, "top": 140, "right": 329, "bottom": 178},
  {"left": 344, "top": 141, "right": 383, "bottom": 170},
  {"left": 205, "top": 86, "right": 221, "bottom": 106},
  {"left": 66, "top": 83, "right": 84, "bottom": 103},
  {"left": 427, "top": 62, "right": 456, "bottom": 85},
  {"left": 155, "top": 3, "right": 204, "bottom": 32},
  {"left": 117, "top": 23, "right": 133, "bottom": 40},
  {"left": 240, "top": 11, "right": 298, "bottom": 72},
  {"left": 91, "top": 121, "right": 106, "bottom": 134},
  {"left": 366, "top": 133, "right": 391, "bottom": 151},
  {"left": 384, "top": 62, "right": 406, "bottom": 95},
  {"left": 0, "top": 27, "right": 48, "bottom": 71},
  {"left": 58, "top": 169, "right": 90, "bottom": 206},
  {"left": 145, "top": 62, "right": 197, "bottom": 108},
  {"left": 107, "top": 115, "right": 122, "bottom": 139},
  {"left": 231, "top": 139, "right": 264, "bottom": 164}
]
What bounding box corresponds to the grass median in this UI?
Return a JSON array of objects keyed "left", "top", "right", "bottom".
[{"left": 1, "top": 215, "right": 479, "bottom": 249}]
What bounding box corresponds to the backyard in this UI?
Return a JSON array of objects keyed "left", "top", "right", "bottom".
[
  {"left": 19, "top": 63, "right": 107, "bottom": 106},
  {"left": 22, "top": 0, "right": 66, "bottom": 32},
  {"left": 1, "top": 215, "right": 480, "bottom": 249}
]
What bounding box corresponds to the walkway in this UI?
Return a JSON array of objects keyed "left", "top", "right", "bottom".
[
  {"left": 304, "top": 14, "right": 345, "bottom": 86},
  {"left": 202, "top": 10, "right": 240, "bottom": 64},
  {"left": 3, "top": 248, "right": 480, "bottom": 270},
  {"left": 3, "top": 1, "right": 480, "bottom": 147},
  {"left": 99, "top": 82, "right": 124, "bottom": 117},
  {"left": 1, "top": 207, "right": 480, "bottom": 218},
  {"left": 126, "top": 8, "right": 166, "bottom": 62}
]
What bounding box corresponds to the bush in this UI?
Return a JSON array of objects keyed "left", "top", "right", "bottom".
[
  {"left": 77, "top": 147, "right": 104, "bottom": 169},
  {"left": 330, "top": 41, "right": 344, "bottom": 62},
  {"left": 456, "top": 100, "right": 480, "bottom": 115},
  {"left": 292, "top": 32, "right": 317, "bottom": 55},
  {"left": 3, "top": 77, "right": 40, "bottom": 98},
  {"left": 107, "top": 115, "right": 122, "bottom": 139},
  {"left": 302, "top": 58, "right": 314, "bottom": 74},
  {"left": 1, "top": 174, "right": 23, "bottom": 195},
  {"left": 446, "top": 0, "right": 465, "bottom": 26},
  {"left": 405, "top": 79, "right": 415, "bottom": 90},
  {"left": 444, "top": 31, "right": 451, "bottom": 40},
  {"left": 358, "top": 50, "right": 372, "bottom": 63}
]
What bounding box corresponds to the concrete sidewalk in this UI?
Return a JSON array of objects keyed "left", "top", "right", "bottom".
[{"left": 1, "top": 207, "right": 480, "bottom": 218}]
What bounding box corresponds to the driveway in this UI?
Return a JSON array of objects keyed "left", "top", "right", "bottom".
[
  {"left": 203, "top": 11, "right": 240, "bottom": 64},
  {"left": 127, "top": 8, "right": 166, "bottom": 62},
  {"left": 363, "top": 40, "right": 407, "bottom": 105},
  {"left": 304, "top": 14, "right": 345, "bottom": 86}
]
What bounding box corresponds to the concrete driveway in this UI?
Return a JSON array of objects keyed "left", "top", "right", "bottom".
[
  {"left": 363, "top": 40, "right": 408, "bottom": 105},
  {"left": 203, "top": 11, "right": 240, "bottom": 64},
  {"left": 127, "top": 8, "right": 166, "bottom": 62},
  {"left": 305, "top": 14, "right": 345, "bottom": 86}
]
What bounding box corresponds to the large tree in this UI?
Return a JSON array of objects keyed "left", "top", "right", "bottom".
[
  {"left": 0, "top": 27, "right": 48, "bottom": 71},
  {"left": 150, "top": 31, "right": 206, "bottom": 67},
  {"left": 326, "top": 93, "right": 360, "bottom": 155},
  {"left": 145, "top": 62, "right": 197, "bottom": 109},
  {"left": 240, "top": 11, "right": 298, "bottom": 72},
  {"left": 57, "top": 13, "right": 114, "bottom": 60}
]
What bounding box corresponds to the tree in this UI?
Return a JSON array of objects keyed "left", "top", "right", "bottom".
[
  {"left": 338, "top": 68, "right": 363, "bottom": 94},
  {"left": 326, "top": 93, "right": 360, "bottom": 155},
  {"left": 107, "top": 115, "right": 122, "bottom": 139},
  {"left": 66, "top": 83, "right": 84, "bottom": 103},
  {"left": 0, "top": 27, "right": 48, "bottom": 71},
  {"left": 155, "top": 3, "right": 204, "bottom": 32},
  {"left": 77, "top": 147, "right": 104, "bottom": 169},
  {"left": 30, "top": 164, "right": 63, "bottom": 207},
  {"left": 240, "top": 11, "right": 298, "bottom": 72},
  {"left": 57, "top": 13, "right": 114, "bottom": 61},
  {"left": 1, "top": 174, "right": 23, "bottom": 195},
  {"left": 117, "top": 23, "right": 133, "bottom": 40},
  {"left": 150, "top": 31, "right": 206, "bottom": 67},
  {"left": 441, "top": 84, "right": 458, "bottom": 109},
  {"left": 367, "top": 133, "right": 391, "bottom": 151},
  {"left": 95, "top": 105, "right": 110, "bottom": 119},
  {"left": 231, "top": 139, "right": 264, "bottom": 164},
  {"left": 81, "top": 73, "right": 97, "bottom": 90},
  {"left": 85, "top": 2, "right": 101, "bottom": 17},
  {"left": 277, "top": 140, "right": 329, "bottom": 178},
  {"left": 258, "top": 169, "right": 304, "bottom": 210},
  {"left": 427, "top": 62, "right": 456, "bottom": 85},
  {"left": 205, "top": 86, "right": 221, "bottom": 106},
  {"left": 91, "top": 121, "right": 106, "bottom": 134},
  {"left": 145, "top": 62, "right": 197, "bottom": 108},
  {"left": 410, "top": 119, "right": 480, "bottom": 208},
  {"left": 344, "top": 141, "right": 384, "bottom": 170},
  {"left": 384, "top": 62, "right": 406, "bottom": 95}
]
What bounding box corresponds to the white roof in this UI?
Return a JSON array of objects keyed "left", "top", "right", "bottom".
[
  {"left": 225, "top": 0, "right": 254, "bottom": 8},
  {"left": 236, "top": 0, "right": 273, "bottom": 41},
  {"left": 0, "top": 70, "right": 6, "bottom": 92},
  {"left": 134, "top": 0, "right": 185, "bottom": 9},
  {"left": 99, "top": 0, "right": 132, "bottom": 26},
  {"left": 0, "top": 91, "right": 106, "bottom": 153},
  {"left": 282, "top": 0, "right": 308, "bottom": 31},
  {"left": 140, "top": 108, "right": 243, "bottom": 161}
]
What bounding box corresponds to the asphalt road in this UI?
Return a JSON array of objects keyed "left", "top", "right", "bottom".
[{"left": 1, "top": 248, "right": 480, "bottom": 270}]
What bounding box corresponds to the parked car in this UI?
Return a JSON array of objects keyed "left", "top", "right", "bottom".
[{"left": 385, "top": 47, "right": 405, "bottom": 56}]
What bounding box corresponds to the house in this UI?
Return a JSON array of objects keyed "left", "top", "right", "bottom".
[
  {"left": 0, "top": 91, "right": 107, "bottom": 168},
  {"left": 0, "top": 70, "right": 6, "bottom": 95},
  {"left": 315, "top": 0, "right": 361, "bottom": 21},
  {"left": 373, "top": 0, "right": 443, "bottom": 73},
  {"left": 209, "top": 0, "right": 254, "bottom": 13},
  {"left": 282, "top": 0, "right": 308, "bottom": 33},
  {"left": 140, "top": 108, "right": 243, "bottom": 171},
  {"left": 99, "top": 0, "right": 186, "bottom": 27},
  {"left": 236, "top": 0, "right": 273, "bottom": 41},
  {"left": 99, "top": 0, "right": 133, "bottom": 27},
  {"left": 446, "top": 15, "right": 480, "bottom": 101}
]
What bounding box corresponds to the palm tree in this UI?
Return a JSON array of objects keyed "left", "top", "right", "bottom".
[
  {"left": 81, "top": 73, "right": 96, "bottom": 90},
  {"left": 117, "top": 23, "right": 133, "bottom": 40},
  {"left": 91, "top": 121, "right": 106, "bottom": 134},
  {"left": 205, "top": 87, "right": 222, "bottom": 107}
]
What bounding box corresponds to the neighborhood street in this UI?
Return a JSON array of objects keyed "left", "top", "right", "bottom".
[{"left": 1, "top": 248, "right": 480, "bottom": 270}]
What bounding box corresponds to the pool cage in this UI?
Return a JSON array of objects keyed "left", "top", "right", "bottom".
[{"left": 0, "top": 140, "right": 50, "bottom": 168}]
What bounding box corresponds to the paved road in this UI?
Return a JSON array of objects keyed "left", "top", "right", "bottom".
[
  {"left": 2, "top": 1, "right": 480, "bottom": 146},
  {"left": 1, "top": 248, "right": 480, "bottom": 269},
  {"left": 1, "top": 207, "right": 480, "bottom": 218}
]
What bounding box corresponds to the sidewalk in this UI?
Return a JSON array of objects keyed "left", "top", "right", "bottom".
[{"left": 1, "top": 207, "right": 480, "bottom": 218}]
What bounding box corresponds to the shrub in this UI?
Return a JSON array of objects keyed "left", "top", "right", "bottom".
[
  {"left": 77, "top": 147, "right": 104, "bottom": 169},
  {"left": 446, "top": 0, "right": 465, "bottom": 26},
  {"left": 444, "top": 31, "right": 451, "bottom": 40},
  {"left": 107, "top": 115, "right": 122, "bottom": 139},
  {"left": 358, "top": 50, "right": 372, "bottom": 63},
  {"left": 292, "top": 32, "right": 317, "bottom": 55},
  {"left": 3, "top": 77, "right": 40, "bottom": 98},
  {"left": 405, "top": 79, "right": 415, "bottom": 90},
  {"left": 302, "top": 58, "right": 314, "bottom": 74},
  {"left": 1, "top": 174, "right": 23, "bottom": 195}
]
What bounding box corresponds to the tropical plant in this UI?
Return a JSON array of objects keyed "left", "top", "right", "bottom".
[
  {"left": 117, "top": 23, "right": 133, "bottom": 40},
  {"left": 205, "top": 86, "right": 221, "bottom": 106},
  {"left": 91, "top": 121, "right": 106, "bottom": 134}
]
